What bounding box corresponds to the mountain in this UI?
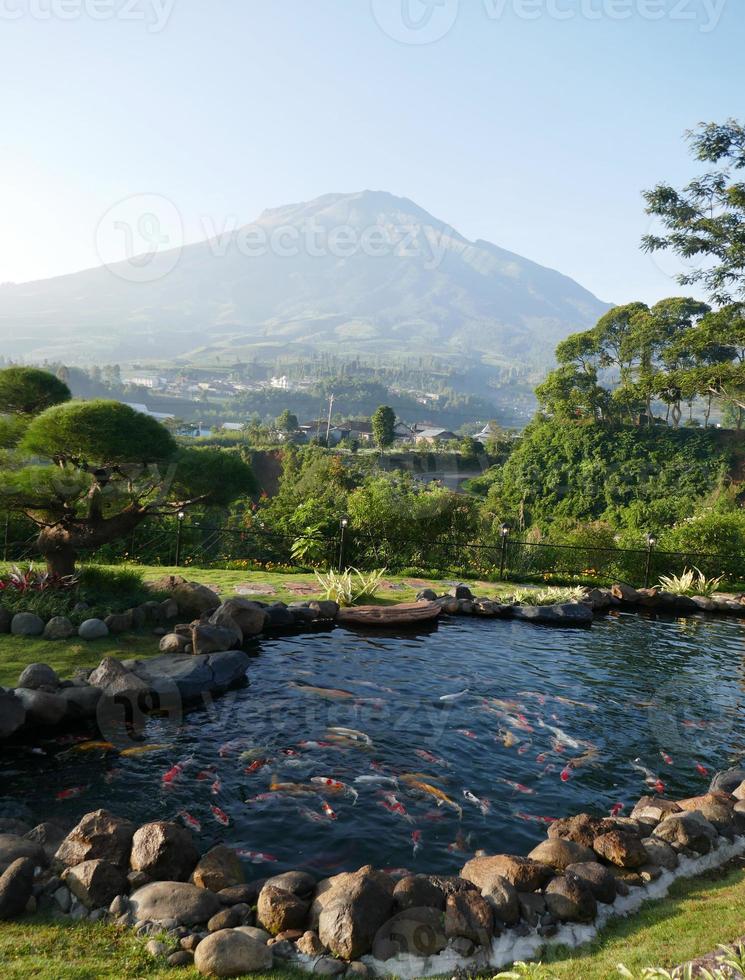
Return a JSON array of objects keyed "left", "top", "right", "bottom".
[{"left": 0, "top": 190, "right": 609, "bottom": 366}]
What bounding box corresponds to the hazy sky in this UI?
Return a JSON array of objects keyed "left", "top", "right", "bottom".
[{"left": 1, "top": 0, "right": 742, "bottom": 304}]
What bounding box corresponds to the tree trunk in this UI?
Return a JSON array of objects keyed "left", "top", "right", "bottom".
[
  {"left": 35, "top": 507, "right": 148, "bottom": 576},
  {"left": 37, "top": 527, "right": 78, "bottom": 577}
]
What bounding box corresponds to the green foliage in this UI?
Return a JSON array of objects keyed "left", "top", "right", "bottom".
[
  {"left": 0, "top": 366, "right": 71, "bottom": 415},
  {"left": 657, "top": 509, "right": 745, "bottom": 555},
  {"left": 658, "top": 566, "right": 723, "bottom": 597},
  {"left": 506, "top": 586, "right": 587, "bottom": 606},
  {"left": 276, "top": 409, "right": 299, "bottom": 434},
  {"left": 315, "top": 567, "right": 386, "bottom": 606},
  {"left": 371, "top": 405, "right": 396, "bottom": 449},
  {"left": 290, "top": 523, "right": 330, "bottom": 565},
  {"left": 170, "top": 447, "right": 255, "bottom": 506}
]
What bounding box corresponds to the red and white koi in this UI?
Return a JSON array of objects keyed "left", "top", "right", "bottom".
[
  {"left": 660, "top": 751, "right": 673, "bottom": 766},
  {"left": 179, "top": 810, "right": 202, "bottom": 832},
  {"left": 237, "top": 850, "right": 277, "bottom": 864},
  {"left": 379, "top": 793, "right": 413, "bottom": 821},
  {"left": 162, "top": 755, "right": 194, "bottom": 785},
  {"left": 411, "top": 830, "right": 423, "bottom": 855},
  {"left": 210, "top": 804, "right": 230, "bottom": 826},
  {"left": 463, "top": 789, "right": 491, "bottom": 815},
  {"left": 55, "top": 786, "right": 86, "bottom": 801},
  {"left": 513, "top": 811, "right": 556, "bottom": 825},
  {"left": 415, "top": 749, "right": 449, "bottom": 767},
  {"left": 311, "top": 777, "right": 358, "bottom": 804},
  {"left": 244, "top": 759, "right": 269, "bottom": 774},
  {"left": 457, "top": 729, "right": 478, "bottom": 740},
  {"left": 609, "top": 803, "right": 624, "bottom": 818},
  {"left": 695, "top": 762, "right": 709, "bottom": 776},
  {"left": 210, "top": 777, "right": 222, "bottom": 796},
  {"left": 559, "top": 766, "right": 572, "bottom": 783},
  {"left": 320, "top": 800, "right": 337, "bottom": 820},
  {"left": 297, "top": 740, "right": 334, "bottom": 750},
  {"left": 499, "top": 778, "right": 535, "bottom": 795}
]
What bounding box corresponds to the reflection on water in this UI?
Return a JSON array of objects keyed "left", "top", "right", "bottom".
[{"left": 3, "top": 613, "right": 745, "bottom": 876}]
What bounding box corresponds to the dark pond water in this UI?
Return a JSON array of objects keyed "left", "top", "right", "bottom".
[{"left": 3, "top": 612, "right": 745, "bottom": 877}]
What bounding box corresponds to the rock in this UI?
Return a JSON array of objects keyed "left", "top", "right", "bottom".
[
  {"left": 234, "top": 925, "right": 271, "bottom": 943},
  {"left": 54, "top": 886, "right": 72, "bottom": 912},
  {"left": 528, "top": 838, "right": 596, "bottom": 872},
  {"left": 159, "top": 633, "right": 190, "bottom": 654},
  {"left": 641, "top": 837, "right": 679, "bottom": 871},
  {"left": 168, "top": 950, "right": 194, "bottom": 966},
  {"left": 544, "top": 875, "right": 597, "bottom": 923},
  {"left": 173, "top": 582, "right": 220, "bottom": 618},
  {"left": 0, "top": 834, "right": 47, "bottom": 873},
  {"left": 313, "top": 957, "right": 346, "bottom": 975},
  {"left": 191, "top": 846, "right": 245, "bottom": 892},
  {"left": 129, "top": 881, "right": 222, "bottom": 926},
  {"left": 478, "top": 873, "right": 519, "bottom": 925},
  {"left": 17, "top": 663, "right": 59, "bottom": 689},
  {"left": 10, "top": 612, "right": 45, "bottom": 636},
  {"left": 565, "top": 862, "right": 617, "bottom": 904},
  {"left": 265, "top": 604, "right": 295, "bottom": 629},
  {"left": 517, "top": 892, "right": 546, "bottom": 927},
  {"left": 372, "top": 907, "right": 448, "bottom": 960},
  {"left": 676, "top": 794, "right": 736, "bottom": 834},
  {"left": 0, "top": 820, "right": 30, "bottom": 837},
  {"left": 146, "top": 939, "right": 171, "bottom": 957},
  {"left": 256, "top": 884, "right": 309, "bottom": 935},
  {"left": 512, "top": 602, "right": 594, "bottom": 626},
  {"left": 129, "top": 651, "right": 250, "bottom": 703},
  {"left": 14, "top": 688, "right": 67, "bottom": 727},
  {"left": 264, "top": 870, "right": 316, "bottom": 898},
  {"left": 55, "top": 810, "right": 135, "bottom": 869},
  {"left": 449, "top": 585, "right": 473, "bottom": 600},
  {"left": 653, "top": 812, "right": 718, "bottom": 853},
  {"left": 210, "top": 598, "right": 268, "bottom": 637},
  {"left": 296, "top": 930, "right": 327, "bottom": 957},
  {"left": 583, "top": 588, "right": 614, "bottom": 611},
  {"left": 592, "top": 831, "right": 648, "bottom": 869},
  {"left": 0, "top": 692, "right": 25, "bottom": 738},
  {"left": 208, "top": 907, "right": 242, "bottom": 931},
  {"left": 62, "top": 860, "right": 128, "bottom": 909},
  {"left": 630, "top": 796, "right": 682, "bottom": 824},
  {"left": 461, "top": 854, "right": 552, "bottom": 893},
  {"left": 393, "top": 874, "right": 446, "bottom": 911},
  {"left": 58, "top": 685, "right": 102, "bottom": 720},
  {"left": 78, "top": 618, "right": 109, "bottom": 640},
  {"left": 0, "top": 858, "right": 35, "bottom": 919},
  {"left": 308, "top": 600, "right": 339, "bottom": 620},
  {"left": 444, "top": 890, "right": 493, "bottom": 944},
  {"left": 548, "top": 814, "right": 616, "bottom": 849},
  {"left": 732, "top": 781, "right": 745, "bottom": 801},
  {"left": 346, "top": 961, "right": 370, "bottom": 978},
  {"left": 218, "top": 883, "right": 263, "bottom": 906},
  {"left": 104, "top": 610, "right": 134, "bottom": 634},
  {"left": 191, "top": 623, "right": 242, "bottom": 656},
  {"left": 87, "top": 658, "right": 149, "bottom": 699},
  {"left": 194, "top": 928, "right": 272, "bottom": 976},
  {"left": 611, "top": 583, "right": 640, "bottom": 603},
  {"left": 130, "top": 822, "right": 199, "bottom": 882},
  {"left": 313, "top": 865, "right": 395, "bottom": 961},
  {"left": 416, "top": 589, "right": 438, "bottom": 602},
  {"left": 710, "top": 768, "right": 745, "bottom": 796}
]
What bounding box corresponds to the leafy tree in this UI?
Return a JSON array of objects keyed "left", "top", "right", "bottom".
[
  {"left": 642, "top": 119, "right": 745, "bottom": 304},
  {"left": 0, "top": 375, "right": 255, "bottom": 574},
  {"left": 371, "top": 405, "right": 396, "bottom": 449},
  {"left": 276, "top": 409, "right": 299, "bottom": 435},
  {"left": 0, "top": 366, "right": 71, "bottom": 416}
]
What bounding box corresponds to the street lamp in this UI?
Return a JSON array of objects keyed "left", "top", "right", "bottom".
[
  {"left": 338, "top": 517, "right": 349, "bottom": 573},
  {"left": 175, "top": 510, "right": 186, "bottom": 567},
  {"left": 499, "top": 524, "right": 509, "bottom": 579},
  {"left": 644, "top": 532, "right": 656, "bottom": 588}
]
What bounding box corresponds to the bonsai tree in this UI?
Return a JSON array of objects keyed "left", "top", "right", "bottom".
[{"left": 0, "top": 370, "right": 255, "bottom": 575}]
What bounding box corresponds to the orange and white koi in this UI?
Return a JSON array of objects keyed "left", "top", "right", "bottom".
[
  {"left": 210, "top": 804, "right": 230, "bottom": 826},
  {"left": 311, "top": 777, "right": 359, "bottom": 804},
  {"left": 244, "top": 759, "right": 270, "bottom": 774},
  {"left": 400, "top": 778, "right": 463, "bottom": 817},
  {"left": 320, "top": 800, "right": 337, "bottom": 820},
  {"left": 119, "top": 743, "right": 169, "bottom": 757}
]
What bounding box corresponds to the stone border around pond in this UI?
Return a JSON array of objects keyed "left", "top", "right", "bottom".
[{"left": 2, "top": 778, "right": 745, "bottom": 978}]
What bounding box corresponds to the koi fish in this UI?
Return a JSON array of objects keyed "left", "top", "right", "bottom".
[
  {"left": 695, "top": 762, "right": 709, "bottom": 776},
  {"left": 311, "top": 777, "right": 359, "bottom": 804},
  {"left": 162, "top": 756, "right": 193, "bottom": 785},
  {"left": 269, "top": 777, "right": 317, "bottom": 795},
  {"left": 120, "top": 743, "right": 169, "bottom": 757},
  {"left": 660, "top": 751, "right": 674, "bottom": 766},
  {"left": 210, "top": 804, "right": 230, "bottom": 826},
  {"left": 195, "top": 769, "right": 215, "bottom": 781},
  {"left": 298, "top": 806, "right": 326, "bottom": 823},
  {"left": 457, "top": 729, "right": 478, "bottom": 740},
  {"left": 244, "top": 759, "right": 269, "bottom": 774},
  {"left": 239, "top": 747, "right": 273, "bottom": 762},
  {"left": 448, "top": 831, "right": 472, "bottom": 852},
  {"left": 517, "top": 691, "right": 547, "bottom": 705},
  {"left": 631, "top": 759, "right": 664, "bottom": 792},
  {"left": 463, "top": 790, "right": 490, "bottom": 815},
  {"left": 513, "top": 811, "right": 556, "bottom": 825},
  {"left": 55, "top": 786, "right": 86, "bottom": 800},
  {"left": 237, "top": 850, "right": 277, "bottom": 863},
  {"left": 554, "top": 694, "right": 597, "bottom": 712},
  {"left": 402, "top": 778, "right": 463, "bottom": 817},
  {"left": 560, "top": 767, "right": 572, "bottom": 783},
  {"left": 609, "top": 803, "right": 624, "bottom": 818},
  {"left": 538, "top": 721, "right": 582, "bottom": 750},
  {"left": 326, "top": 727, "right": 372, "bottom": 746},
  {"left": 73, "top": 740, "right": 114, "bottom": 752},
  {"left": 490, "top": 697, "right": 527, "bottom": 712},
  {"left": 298, "top": 741, "right": 334, "bottom": 750},
  {"left": 440, "top": 689, "right": 469, "bottom": 702},
  {"left": 179, "top": 810, "right": 201, "bottom": 832},
  {"left": 411, "top": 830, "right": 423, "bottom": 855},
  {"left": 568, "top": 746, "right": 599, "bottom": 769},
  {"left": 320, "top": 800, "right": 337, "bottom": 820},
  {"left": 415, "top": 749, "right": 449, "bottom": 766},
  {"left": 294, "top": 683, "right": 356, "bottom": 700},
  {"left": 536, "top": 752, "right": 547, "bottom": 764},
  {"left": 210, "top": 777, "right": 222, "bottom": 795},
  {"left": 500, "top": 778, "right": 536, "bottom": 795},
  {"left": 379, "top": 793, "right": 414, "bottom": 822},
  {"left": 282, "top": 748, "right": 300, "bottom": 757},
  {"left": 499, "top": 730, "right": 518, "bottom": 748},
  {"left": 517, "top": 742, "right": 532, "bottom": 756}
]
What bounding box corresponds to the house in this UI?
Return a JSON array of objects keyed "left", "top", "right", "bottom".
[
  {"left": 335, "top": 420, "right": 375, "bottom": 444},
  {"left": 414, "top": 427, "right": 457, "bottom": 445},
  {"left": 123, "top": 402, "right": 175, "bottom": 422},
  {"left": 393, "top": 421, "right": 416, "bottom": 443},
  {"left": 299, "top": 421, "right": 343, "bottom": 444}
]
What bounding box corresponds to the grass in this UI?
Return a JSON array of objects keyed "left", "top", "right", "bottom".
[{"left": 2, "top": 863, "right": 745, "bottom": 977}]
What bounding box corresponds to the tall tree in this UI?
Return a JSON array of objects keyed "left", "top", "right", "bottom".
[
  {"left": 371, "top": 405, "right": 396, "bottom": 450},
  {"left": 642, "top": 119, "right": 745, "bottom": 304}
]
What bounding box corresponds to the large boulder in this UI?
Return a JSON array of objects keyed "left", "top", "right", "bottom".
[
  {"left": 565, "top": 862, "right": 617, "bottom": 904},
  {"left": 14, "top": 688, "right": 67, "bottom": 727},
  {"left": 78, "top": 619, "right": 109, "bottom": 640},
  {"left": 129, "top": 821, "right": 199, "bottom": 882},
  {"left": 478, "top": 873, "right": 520, "bottom": 926},
  {"left": 592, "top": 831, "right": 648, "bottom": 869},
  {"left": 10, "top": 612, "right": 44, "bottom": 636},
  {"left": 104, "top": 611, "right": 134, "bottom": 635},
  {"left": 642, "top": 837, "right": 679, "bottom": 871},
  {"left": 653, "top": 811, "right": 718, "bottom": 854},
  {"left": 393, "top": 875, "right": 446, "bottom": 911},
  {"left": 159, "top": 633, "right": 190, "bottom": 654},
  {"left": 308, "top": 600, "right": 340, "bottom": 621},
  {"left": 0, "top": 834, "right": 47, "bottom": 873},
  {"left": 548, "top": 814, "right": 615, "bottom": 849},
  {"left": 54, "top": 810, "right": 135, "bottom": 869},
  {"left": 194, "top": 928, "right": 272, "bottom": 976},
  {"left": 129, "top": 880, "right": 222, "bottom": 926},
  {"left": 211, "top": 598, "right": 268, "bottom": 637},
  {"left": 191, "top": 623, "right": 243, "bottom": 657},
  {"left": 544, "top": 875, "right": 597, "bottom": 923},
  {"left": 528, "top": 838, "right": 596, "bottom": 872},
  {"left": 372, "top": 907, "right": 448, "bottom": 961},
  {"left": 312, "top": 865, "right": 395, "bottom": 960},
  {"left": 0, "top": 858, "right": 35, "bottom": 919},
  {"left": 42, "top": 616, "right": 75, "bottom": 640},
  {"left": 675, "top": 794, "right": 737, "bottom": 834},
  {"left": 0, "top": 692, "right": 26, "bottom": 738},
  {"left": 62, "top": 859, "right": 128, "bottom": 909},
  {"left": 461, "top": 854, "right": 552, "bottom": 893},
  {"left": 58, "top": 685, "right": 102, "bottom": 720},
  {"left": 630, "top": 796, "right": 682, "bottom": 824},
  {"left": 87, "top": 658, "right": 150, "bottom": 699},
  {"left": 191, "top": 845, "right": 245, "bottom": 892},
  {"left": 17, "top": 663, "right": 59, "bottom": 690},
  {"left": 710, "top": 768, "right": 745, "bottom": 796},
  {"left": 25, "top": 822, "right": 68, "bottom": 861},
  {"left": 263, "top": 870, "right": 316, "bottom": 898},
  {"left": 256, "top": 884, "right": 309, "bottom": 935},
  {"left": 444, "top": 890, "right": 494, "bottom": 944},
  {"left": 172, "top": 582, "right": 220, "bottom": 618},
  {"left": 511, "top": 603, "right": 593, "bottom": 627}
]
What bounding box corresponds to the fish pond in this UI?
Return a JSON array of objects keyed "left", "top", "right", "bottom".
[{"left": 4, "top": 612, "right": 745, "bottom": 876}]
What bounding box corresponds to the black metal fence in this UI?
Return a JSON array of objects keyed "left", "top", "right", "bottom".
[{"left": 3, "top": 512, "right": 745, "bottom": 589}]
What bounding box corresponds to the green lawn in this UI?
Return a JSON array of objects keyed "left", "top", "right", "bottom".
[{"left": 2, "top": 863, "right": 745, "bottom": 978}]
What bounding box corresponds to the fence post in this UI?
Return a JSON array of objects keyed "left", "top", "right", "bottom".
[
  {"left": 644, "top": 533, "right": 656, "bottom": 588},
  {"left": 499, "top": 524, "right": 509, "bottom": 580},
  {"left": 175, "top": 511, "right": 185, "bottom": 567},
  {"left": 338, "top": 517, "right": 349, "bottom": 573}
]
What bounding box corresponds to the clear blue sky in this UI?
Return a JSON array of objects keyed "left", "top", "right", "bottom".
[{"left": 1, "top": 0, "right": 742, "bottom": 304}]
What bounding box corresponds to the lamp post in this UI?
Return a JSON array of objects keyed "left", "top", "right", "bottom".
[
  {"left": 644, "top": 532, "right": 656, "bottom": 588},
  {"left": 338, "top": 517, "right": 349, "bottom": 573},
  {"left": 499, "top": 523, "right": 509, "bottom": 580},
  {"left": 175, "top": 511, "right": 185, "bottom": 567}
]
